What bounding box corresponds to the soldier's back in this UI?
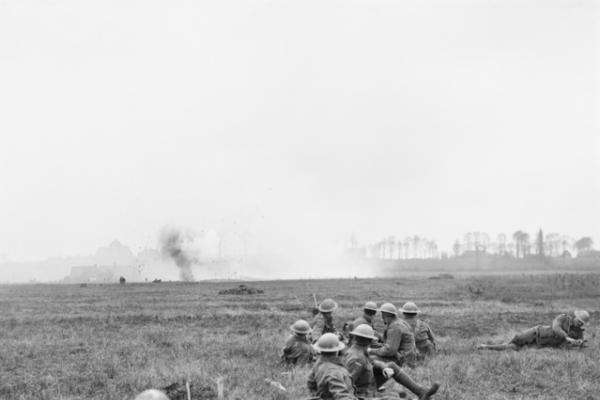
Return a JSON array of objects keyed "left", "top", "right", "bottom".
[
  {"left": 308, "top": 357, "right": 355, "bottom": 400},
  {"left": 282, "top": 335, "right": 314, "bottom": 365},
  {"left": 414, "top": 319, "right": 434, "bottom": 355},
  {"left": 343, "top": 346, "right": 376, "bottom": 397}
]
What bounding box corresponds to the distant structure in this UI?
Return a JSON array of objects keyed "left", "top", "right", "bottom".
[{"left": 62, "top": 265, "right": 142, "bottom": 284}]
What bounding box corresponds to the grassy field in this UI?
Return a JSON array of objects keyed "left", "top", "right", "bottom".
[{"left": 1, "top": 272, "right": 600, "bottom": 400}]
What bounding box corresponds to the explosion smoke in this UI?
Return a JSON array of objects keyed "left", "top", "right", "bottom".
[{"left": 159, "top": 227, "right": 200, "bottom": 282}]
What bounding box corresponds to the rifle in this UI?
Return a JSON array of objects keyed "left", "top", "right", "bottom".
[{"left": 311, "top": 294, "right": 319, "bottom": 315}]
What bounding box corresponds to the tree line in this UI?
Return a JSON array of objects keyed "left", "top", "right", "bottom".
[{"left": 347, "top": 230, "right": 595, "bottom": 260}]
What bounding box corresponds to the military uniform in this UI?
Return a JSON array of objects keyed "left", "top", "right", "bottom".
[
  {"left": 370, "top": 318, "right": 416, "bottom": 365},
  {"left": 281, "top": 334, "right": 315, "bottom": 365},
  {"left": 346, "top": 314, "right": 382, "bottom": 345},
  {"left": 343, "top": 344, "right": 403, "bottom": 399},
  {"left": 351, "top": 314, "right": 375, "bottom": 330},
  {"left": 405, "top": 318, "right": 435, "bottom": 356},
  {"left": 510, "top": 312, "right": 584, "bottom": 348},
  {"left": 307, "top": 355, "right": 358, "bottom": 400},
  {"left": 344, "top": 344, "right": 378, "bottom": 397},
  {"left": 311, "top": 314, "right": 340, "bottom": 341}
]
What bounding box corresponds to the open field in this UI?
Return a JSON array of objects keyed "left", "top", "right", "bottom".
[{"left": 1, "top": 272, "right": 600, "bottom": 400}]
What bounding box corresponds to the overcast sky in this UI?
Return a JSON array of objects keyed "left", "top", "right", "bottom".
[{"left": 0, "top": 0, "right": 598, "bottom": 262}]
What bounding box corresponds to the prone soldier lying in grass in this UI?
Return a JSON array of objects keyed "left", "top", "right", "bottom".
[{"left": 477, "top": 310, "right": 590, "bottom": 351}]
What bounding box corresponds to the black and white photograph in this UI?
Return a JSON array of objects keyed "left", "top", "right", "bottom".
[{"left": 1, "top": 0, "right": 598, "bottom": 399}]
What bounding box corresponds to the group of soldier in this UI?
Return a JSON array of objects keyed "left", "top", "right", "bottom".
[
  {"left": 132, "top": 299, "right": 591, "bottom": 400},
  {"left": 282, "top": 299, "right": 440, "bottom": 400},
  {"left": 281, "top": 298, "right": 592, "bottom": 400}
]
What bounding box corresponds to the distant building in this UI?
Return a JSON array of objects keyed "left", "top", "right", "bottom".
[
  {"left": 62, "top": 264, "right": 142, "bottom": 283},
  {"left": 95, "top": 240, "right": 136, "bottom": 265}
]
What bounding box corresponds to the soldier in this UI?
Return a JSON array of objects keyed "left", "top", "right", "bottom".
[
  {"left": 344, "top": 301, "right": 382, "bottom": 345},
  {"left": 477, "top": 310, "right": 590, "bottom": 351},
  {"left": 311, "top": 298, "right": 342, "bottom": 341},
  {"left": 134, "top": 389, "right": 170, "bottom": 400},
  {"left": 282, "top": 319, "right": 316, "bottom": 365},
  {"left": 345, "top": 324, "right": 440, "bottom": 400},
  {"left": 400, "top": 302, "right": 436, "bottom": 357},
  {"left": 367, "top": 303, "right": 417, "bottom": 367},
  {"left": 352, "top": 301, "right": 379, "bottom": 330},
  {"left": 307, "top": 333, "right": 357, "bottom": 400}
]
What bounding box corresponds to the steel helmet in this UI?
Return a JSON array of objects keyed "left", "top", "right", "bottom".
[
  {"left": 350, "top": 324, "right": 378, "bottom": 340},
  {"left": 290, "top": 319, "right": 312, "bottom": 335},
  {"left": 379, "top": 302, "right": 397, "bottom": 316},
  {"left": 318, "top": 298, "right": 338, "bottom": 313},
  {"left": 363, "top": 301, "right": 378, "bottom": 312},
  {"left": 400, "top": 302, "right": 420, "bottom": 315},
  {"left": 574, "top": 310, "right": 590, "bottom": 324},
  {"left": 313, "top": 333, "right": 346, "bottom": 353},
  {"left": 134, "top": 390, "right": 170, "bottom": 400}
]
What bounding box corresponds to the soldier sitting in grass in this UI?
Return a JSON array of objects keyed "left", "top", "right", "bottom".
[
  {"left": 400, "top": 302, "right": 437, "bottom": 357},
  {"left": 477, "top": 310, "right": 590, "bottom": 351},
  {"left": 307, "top": 333, "right": 357, "bottom": 400},
  {"left": 344, "top": 301, "right": 383, "bottom": 346},
  {"left": 344, "top": 324, "right": 439, "bottom": 400},
  {"left": 366, "top": 303, "right": 417, "bottom": 367},
  {"left": 282, "top": 319, "right": 316, "bottom": 365},
  {"left": 311, "top": 298, "right": 343, "bottom": 342}
]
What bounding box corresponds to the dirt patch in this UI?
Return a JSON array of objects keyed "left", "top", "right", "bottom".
[{"left": 218, "top": 285, "right": 264, "bottom": 295}]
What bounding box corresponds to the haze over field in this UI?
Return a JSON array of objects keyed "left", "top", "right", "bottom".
[{"left": 0, "top": 0, "right": 598, "bottom": 282}]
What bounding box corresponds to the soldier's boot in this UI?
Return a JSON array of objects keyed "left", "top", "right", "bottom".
[{"left": 392, "top": 369, "right": 439, "bottom": 400}]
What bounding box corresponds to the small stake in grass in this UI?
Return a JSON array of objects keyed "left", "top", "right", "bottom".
[
  {"left": 214, "top": 376, "right": 224, "bottom": 399},
  {"left": 185, "top": 379, "right": 191, "bottom": 400}
]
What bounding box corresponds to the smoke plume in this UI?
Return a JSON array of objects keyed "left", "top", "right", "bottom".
[{"left": 159, "top": 226, "right": 200, "bottom": 281}]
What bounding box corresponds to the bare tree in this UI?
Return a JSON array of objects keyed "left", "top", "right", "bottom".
[
  {"left": 452, "top": 240, "right": 461, "bottom": 257},
  {"left": 464, "top": 232, "right": 474, "bottom": 252},
  {"left": 412, "top": 235, "right": 421, "bottom": 258},
  {"left": 535, "top": 229, "right": 545, "bottom": 257},
  {"left": 496, "top": 233, "right": 507, "bottom": 255},
  {"left": 522, "top": 232, "right": 531, "bottom": 257},
  {"left": 545, "top": 233, "right": 560, "bottom": 257},
  {"left": 575, "top": 237, "right": 594, "bottom": 254},
  {"left": 403, "top": 237, "right": 411, "bottom": 259},
  {"left": 512, "top": 231, "right": 524, "bottom": 258}
]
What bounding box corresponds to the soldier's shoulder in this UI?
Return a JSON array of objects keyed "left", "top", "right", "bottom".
[
  {"left": 284, "top": 335, "right": 296, "bottom": 345},
  {"left": 345, "top": 347, "right": 367, "bottom": 361},
  {"left": 327, "top": 364, "right": 350, "bottom": 380},
  {"left": 394, "top": 319, "right": 412, "bottom": 331}
]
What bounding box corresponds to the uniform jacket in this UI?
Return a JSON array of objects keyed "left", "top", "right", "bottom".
[
  {"left": 281, "top": 334, "right": 315, "bottom": 365},
  {"left": 351, "top": 314, "right": 374, "bottom": 330},
  {"left": 369, "top": 318, "right": 415, "bottom": 360},
  {"left": 343, "top": 344, "right": 376, "bottom": 397},
  {"left": 307, "top": 355, "right": 358, "bottom": 400},
  {"left": 404, "top": 318, "right": 435, "bottom": 351},
  {"left": 311, "top": 314, "right": 339, "bottom": 340},
  {"left": 536, "top": 312, "right": 583, "bottom": 346}
]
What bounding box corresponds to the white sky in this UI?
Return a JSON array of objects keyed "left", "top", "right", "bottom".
[{"left": 0, "top": 0, "right": 598, "bottom": 262}]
